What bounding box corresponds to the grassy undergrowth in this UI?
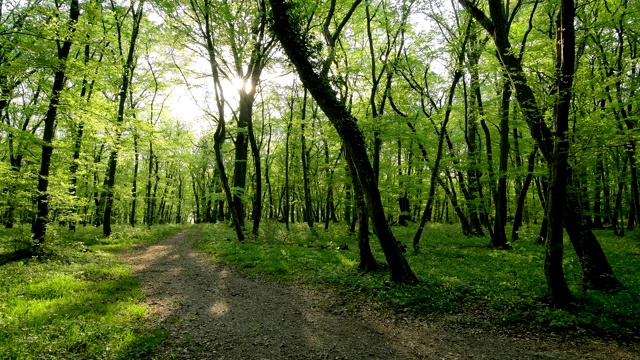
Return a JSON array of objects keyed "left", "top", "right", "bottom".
[
  {"left": 196, "top": 221, "right": 640, "bottom": 340},
  {"left": 0, "top": 224, "right": 187, "bottom": 360}
]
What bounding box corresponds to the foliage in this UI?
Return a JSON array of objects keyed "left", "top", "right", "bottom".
[
  {"left": 0, "top": 224, "right": 186, "bottom": 359},
  {"left": 195, "top": 221, "right": 640, "bottom": 339},
  {"left": 0, "top": 0, "right": 638, "bottom": 345}
]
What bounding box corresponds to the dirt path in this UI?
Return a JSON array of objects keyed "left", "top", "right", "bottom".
[{"left": 120, "top": 229, "right": 639, "bottom": 359}]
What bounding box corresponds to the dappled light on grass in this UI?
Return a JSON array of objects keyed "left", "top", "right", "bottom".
[
  {"left": 0, "top": 224, "right": 187, "bottom": 359},
  {"left": 337, "top": 253, "right": 357, "bottom": 267},
  {"left": 196, "top": 221, "right": 640, "bottom": 339}
]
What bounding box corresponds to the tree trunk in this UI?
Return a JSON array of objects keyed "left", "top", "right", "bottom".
[
  {"left": 365, "top": 2, "right": 382, "bottom": 182},
  {"left": 512, "top": 146, "right": 538, "bottom": 240},
  {"left": 145, "top": 147, "right": 154, "bottom": 226},
  {"left": 626, "top": 145, "right": 640, "bottom": 229},
  {"left": 544, "top": 0, "right": 575, "bottom": 307},
  {"left": 593, "top": 153, "right": 604, "bottom": 229},
  {"left": 233, "top": 96, "right": 250, "bottom": 228},
  {"left": 176, "top": 173, "right": 183, "bottom": 223},
  {"left": 103, "top": 0, "right": 144, "bottom": 237},
  {"left": 442, "top": 173, "right": 473, "bottom": 234},
  {"left": 246, "top": 92, "right": 262, "bottom": 236},
  {"left": 92, "top": 145, "right": 105, "bottom": 227},
  {"left": 512, "top": 127, "right": 523, "bottom": 205},
  {"left": 601, "top": 156, "right": 613, "bottom": 226},
  {"left": 300, "top": 89, "right": 314, "bottom": 229},
  {"left": 214, "top": 121, "right": 245, "bottom": 241},
  {"left": 130, "top": 131, "right": 139, "bottom": 226},
  {"left": 397, "top": 140, "right": 411, "bottom": 226},
  {"left": 200, "top": 0, "right": 244, "bottom": 241},
  {"left": 70, "top": 42, "right": 100, "bottom": 232},
  {"left": 266, "top": 123, "right": 274, "bottom": 219},
  {"left": 414, "top": 69, "right": 464, "bottom": 251},
  {"left": 150, "top": 159, "right": 160, "bottom": 225},
  {"left": 389, "top": 99, "right": 418, "bottom": 228},
  {"left": 347, "top": 149, "right": 378, "bottom": 272},
  {"left": 269, "top": 0, "right": 417, "bottom": 284},
  {"left": 323, "top": 141, "right": 339, "bottom": 231},
  {"left": 285, "top": 94, "right": 293, "bottom": 231},
  {"left": 191, "top": 174, "right": 200, "bottom": 223},
  {"left": 32, "top": 0, "right": 80, "bottom": 249},
  {"left": 465, "top": 36, "right": 488, "bottom": 237},
  {"left": 564, "top": 181, "right": 622, "bottom": 290},
  {"left": 491, "top": 76, "right": 511, "bottom": 249},
  {"left": 612, "top": 154, "right": 628, "bottom": 236}
]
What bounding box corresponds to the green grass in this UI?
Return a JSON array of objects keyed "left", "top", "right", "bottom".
[
  {"left": 0, "top": 224, "right": 187, "bottom": 360},
  {"left": 195, "top": 221, "right": 640, "bottom": 340}
]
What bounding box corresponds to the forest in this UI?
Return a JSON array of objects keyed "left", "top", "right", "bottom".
[{"left": 1, "top": 0, "right": 640, "bottom": 357}]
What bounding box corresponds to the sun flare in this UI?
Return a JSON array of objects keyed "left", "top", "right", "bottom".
[{"left": 230, "top": 76, "right": 252, "bottom": 93}]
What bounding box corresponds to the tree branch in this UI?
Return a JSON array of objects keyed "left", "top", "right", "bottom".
[{"left": 458, "top": 0, "right": 495, "bottom": 34}]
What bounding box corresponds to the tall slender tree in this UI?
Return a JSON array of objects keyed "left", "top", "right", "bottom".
[
  {"left": 103, "top": 0, "right": 145, "bottom": 237},
  {"left": 269, "top": 0, "right": 417, "bottom": 284},
  {"left": 32, "top": 0, "right": 81, "bottom": 249}
]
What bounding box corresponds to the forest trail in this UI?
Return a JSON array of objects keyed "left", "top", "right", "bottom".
[{"left": 120, "top": 229, "right": 638, "bottom": 360}]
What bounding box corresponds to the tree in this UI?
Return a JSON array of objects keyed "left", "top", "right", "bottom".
[
  {"left": 32, "top": 0, "right": 81, "bottom": 250},
  {"left": 544, "top": 0, "right": 575, "bottom": 307},
  {"left": 404, "top": 11, "right": 475, "bottom": 249},
  {"left": 268, "top": 0, "right": 417, "bottom": 284},
  {"left": 459, "top": 0, "right": 623, "bottom": 292},
  {"left": 102, "top": 0, "right": 145, "bottom": 237},
  {"left": 200, "top": 0, "right": 245, "bottom": 241}
]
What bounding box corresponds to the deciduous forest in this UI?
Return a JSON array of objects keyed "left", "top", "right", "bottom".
[{"left": 1, "top": 0, "right": 639, "bottom": 358}]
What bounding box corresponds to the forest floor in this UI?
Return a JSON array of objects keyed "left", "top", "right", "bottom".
[{"left": 120, "top": 229, "right": 639, "bottom": 359}]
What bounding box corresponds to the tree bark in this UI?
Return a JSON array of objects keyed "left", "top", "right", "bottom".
[
  {"left": 92, "top": 145, "right": 105, "bottom": 227},
  {"left": 465, "top": 34, "right": 488, "bottom": 237},
  {"left": 176, "top": 173, "right": 183, "bottom": 223},
  {"left": 345, "top": 147, "right": 378, "bottom": 272},
  {"left": 491, "top": 76, "right": 511, "bottom": 249},
  {"left": 544, "top": 0, "right": 575, "bottom": 307},
  {"left": 70, "top": 41, "right": 100, "bottom": 231},
  {"left": 247, "top": 115, "right": 262, "bottom": 234},
  {"left": 397, "top": 139, "right": 411, "bottom": 226},
  {"left": 214, "top": 120, "right": 245, "bottom": 241},
  {"left": 233, "top": 101, "right": 249, "bottom": 228},
  {"left": 284, "top": 92, "right": 293, "bottom": 231},
  {"left": 612, "top": 155, "right": 627, "bottom": 236},
  {"left": 145, "top": 147, "right": 154, "bottom": 226},
  {"left": 265, "top": 122, "right": 274, "bottom": 219},
  {"left": 441, "top": 174, "right": 473, "bottom": 234}
]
